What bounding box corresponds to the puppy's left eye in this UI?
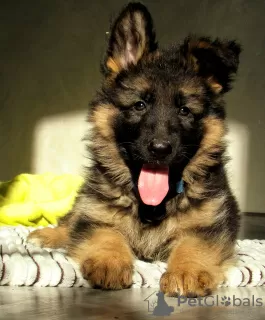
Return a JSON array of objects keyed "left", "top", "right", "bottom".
[
  {"left": 179, "top": 106, "right": 190, "bottom": 116},
  {"left": 134, "top": 101, "right": 146, "bottom": 111}
]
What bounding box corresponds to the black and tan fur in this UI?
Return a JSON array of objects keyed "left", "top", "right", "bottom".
[{"left": 28, "top": 3, "right": 241, "bottom": 297}]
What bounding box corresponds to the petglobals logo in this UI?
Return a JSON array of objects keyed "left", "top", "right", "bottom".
[
  {"left": 144, "top": 291, "right": 263, "bottom": 316},
  {"left": 177, "top": 294, "right": 263, "bottom": 308}
]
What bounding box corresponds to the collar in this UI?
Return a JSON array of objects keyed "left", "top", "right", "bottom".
[{"left": 176, "top": 179, "right": 184, "bottom": 194}]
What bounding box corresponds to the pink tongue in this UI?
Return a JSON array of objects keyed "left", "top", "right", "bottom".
[{"left": 138, "top": 165, "right": 169, "bottom": 206}]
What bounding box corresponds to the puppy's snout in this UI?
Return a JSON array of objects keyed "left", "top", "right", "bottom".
[{"left": 148, "top": 139, "right": 172, "bottom": 158}]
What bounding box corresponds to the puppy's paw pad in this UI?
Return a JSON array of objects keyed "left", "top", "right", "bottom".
[
  {"left": 160, "top": 269, "right": 216, "bottom": 297},
  {"left": 81, "top": 257, "right": 133, "bottom": 290}
]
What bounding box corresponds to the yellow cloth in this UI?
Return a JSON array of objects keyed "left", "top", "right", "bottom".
[{"left": 0, "top": 173, "right": 84, "bottom": 226}]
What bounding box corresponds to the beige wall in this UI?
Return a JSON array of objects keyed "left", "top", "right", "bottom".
[{"left": 1, "top": 0, "right": 265, "bottom": 212}]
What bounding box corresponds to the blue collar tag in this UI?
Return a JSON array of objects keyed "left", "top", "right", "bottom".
[{"left": 176, "top": 179, "right": 184, "bottom": 194}]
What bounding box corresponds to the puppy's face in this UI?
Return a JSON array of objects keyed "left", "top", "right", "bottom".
[
  {"left": 112, "top": 62, "right": 205, "bottom": 168},
  {"left": 96, "top": 3, "right": 240, "bottom": 205}
]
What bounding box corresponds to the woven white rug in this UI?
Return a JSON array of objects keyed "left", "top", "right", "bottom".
[{"left": 0, "top": 226, "right": 264, "bottom": 288}]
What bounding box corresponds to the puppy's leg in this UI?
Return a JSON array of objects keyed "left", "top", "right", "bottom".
[
  {"left": 69, "top": 228, "right": 134, "bottom": 290},
  {"left": 27, "top": 225, "right": 69, "bottom": 248},
  {"left": 160, "top": 236, "right": 233, "bottom": 297}
]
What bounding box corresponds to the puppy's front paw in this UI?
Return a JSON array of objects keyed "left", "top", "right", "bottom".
[
  {"left": 27, "top": 227, "right": 65, "bottom": 249},
  {"left": 81, "top": 253, "right": 133, "bottom": 290},
  {"left": 160, "top": 267, "right": 217, "bottom": 297}
]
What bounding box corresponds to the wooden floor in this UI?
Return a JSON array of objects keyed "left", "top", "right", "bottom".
[
  {"left": 1, "top": 286, "right": 265, "bottom": 320},
  {"left": 0, "top": 213, "right": 265, "bottom": 320}
]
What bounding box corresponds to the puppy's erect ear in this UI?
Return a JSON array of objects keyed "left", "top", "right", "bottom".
[
  {"left": 104, "top": 2, "right": 157, "bottom": 75},
  {"left": 181, "top": 36, "right": 241, "bottom": 94}
]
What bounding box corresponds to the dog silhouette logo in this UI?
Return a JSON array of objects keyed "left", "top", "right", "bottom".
[{"left": 152, "top": 291, "right": 174, "bottom": 316}]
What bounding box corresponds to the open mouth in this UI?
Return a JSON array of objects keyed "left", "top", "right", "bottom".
[{"left": 138, "top": 164, "right": 169, "bottom": 206}]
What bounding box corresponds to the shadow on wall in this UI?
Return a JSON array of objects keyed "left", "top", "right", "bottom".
[{"left": 1, "top": 0, "right": 265, "bottom": 212}]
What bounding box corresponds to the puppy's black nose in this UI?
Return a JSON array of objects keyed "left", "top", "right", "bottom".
[{"left": 148, "top": 140, "right": 172, "bottom": 158}]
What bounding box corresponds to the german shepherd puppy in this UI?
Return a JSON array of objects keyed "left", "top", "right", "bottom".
[{"left": 28, "top": 2, "right": 241, "bottom": 297}]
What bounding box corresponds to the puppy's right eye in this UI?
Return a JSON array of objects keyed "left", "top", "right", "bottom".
[
  {"left": 179, "top": 106, "right": 190, "bottom": 116},
  {"left": 134, "top": 101, "right": 146, "bottom": 111}
]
